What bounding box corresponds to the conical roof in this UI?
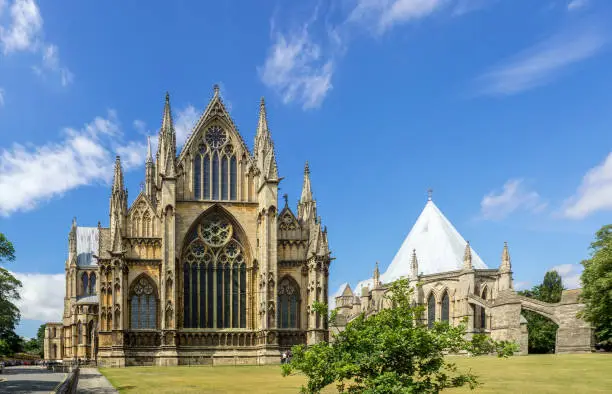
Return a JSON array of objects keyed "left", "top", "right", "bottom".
[{"left": 381, "top": 199, "right": 487, "bottom": 283}]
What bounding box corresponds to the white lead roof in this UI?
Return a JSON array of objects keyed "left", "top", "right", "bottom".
[{"left": 380, "top": 199, "right": 488, "bottom": 283}]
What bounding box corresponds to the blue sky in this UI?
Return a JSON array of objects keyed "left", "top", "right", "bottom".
[{"left": 1, "top": 0, "right": 612, "bottom": 338}]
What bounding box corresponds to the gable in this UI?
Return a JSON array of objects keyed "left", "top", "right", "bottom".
[
  {"left": 128, "top": 192, "right": 158, "bottom": 238},
  {"left": 178, "top": 90, "right": 252, "bottom": 164}
]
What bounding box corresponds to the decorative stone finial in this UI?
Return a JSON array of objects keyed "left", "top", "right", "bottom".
[
  {"left": 165, "top": 91, "right": 170, "bottom": 103},
  {"left": 283, "top": 193, "right": 289, "bottom": 207},
  {"left": 213, "top": 84, "right": 220, "bottom": 95},
  {"left": 304, "top": 161, "right": 310, "bottom": 174},
  {"left": 463, "top": 241, "right": 473, "bottom": 270},
  {"left": 427, "top": 188, "right": 433, "bottom": 201}
]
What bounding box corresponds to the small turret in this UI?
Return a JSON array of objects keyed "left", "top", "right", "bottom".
[
  {"left": 500, "top": 241, "right": 511, "bottom": 272},
  {"left": 373, "top": 261, "right": 381, "bottom": 288},
  {"left": 410, "top": 249, "right": 419, "bottom": 279},
  {"left": 298, "top": 162, "right": 317, "bottom": 223},
  {"left": 157, "top": 92, "right": 176, "bottom": 181},
  {"left": 463, "top": 241, "right": 473, "bottom": 270},
  {"left": 498, "top": 241, "right": 513, "bottom": 291},
  {"left": 145, "top": 136, "right": 156, "bottom": 202}
]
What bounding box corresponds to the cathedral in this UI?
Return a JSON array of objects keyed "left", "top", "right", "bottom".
[
  {"left": 43, "top": 86, "right": 332, "bottom": 366},
  {"left": 333, "top": 193, "right": 593, "bottom": 355}
]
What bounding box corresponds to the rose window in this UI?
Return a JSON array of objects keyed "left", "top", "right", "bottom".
[
  {"left": 200, "top": 219, "right": 232, "bottom": 247},
  {"left": 205, "top": 126, "right": 227, "bottom": 149}
]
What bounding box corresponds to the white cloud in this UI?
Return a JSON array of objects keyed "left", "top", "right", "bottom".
[
  {"left": 12, "top": 272, "right": 65, "bottom": 321},
  {"left": 259, "top": 24, "right": 334, "bottom": 109},
  {"left": 0, "top": 87, "right": 4, "bottom": 106},
  {"left": 567, "top": 0, "right": 588, "bottom": 11},
  {"left": 174, "top": 104, "right": 199, "bottom": 148},
  {"left": 349, "top": 0, "right": 446, "bottom": 34},
  {"left": 476, "top": 24, "right": 607, "bottom": 96},
  {"left": 0, "top": 0, "right": 73, "bottom": 86},
  {"left": 548, "top": 264, "right": 582, "bottom": 289},
  {"left": 0, "top": 110, "right": 151, "bottom": 216},
  {"left": 562, "top": 153, "right": 612, "bottom": 219},
  {"left": 0, "top": 0, "right": 42, "bottom": 54},
  {"left": 480, "top": 179, "right": 547, "bottom": 220},
  {"left": 41, "top": 44, "right": 73, "bottom": 86},
  {"left": 514, "top": 281, "right": 530, "bottom": 291},
  {"left": 261, "top": 1, "right": 489, "bottom": 109}
]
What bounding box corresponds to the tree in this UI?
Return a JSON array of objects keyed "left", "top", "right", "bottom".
[
  {"left": 580, "top": 225, "right": 612, "bottom": 347},
  {"left": 0, "top": 232, "right": 23, "bottom": 357},
  {"left": 282, "top": 279, "right": 479, "bottom": 394},
  {"left": 0, "top": 233, "right": 16, "bottom": 264},
  {"left": 518, "top": 270, "right": 564, "bottom": 354}
]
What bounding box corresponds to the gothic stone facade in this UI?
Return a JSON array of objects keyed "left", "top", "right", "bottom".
[
  {"left": 43, "top": 87, "right": 331, "bottom": 366},
  {"left": 334, "top": 200, "right": 593, "bottom": 355}
]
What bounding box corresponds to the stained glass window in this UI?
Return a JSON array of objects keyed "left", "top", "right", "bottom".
[
  {"left": 89, "top": 273, "right": 96, "bottom": 295},
  {"left": 278, "top": 277, "right": 300, "bottom": 329},
  {"left": 221, "top": 156, "right": 228, "bottom": 200},
  {"left": 428, "top": 293, "right": 436, "bottom": 329},
  {"left": 212, "top": 154, "right": 219, "bottom": 200},
  {"left": 441, "top": 292, "right": 449, "bottom": 322},
  {"left": 230, "top": 156, "right": 237, "bottom": 200},
  {"left": 130, "top": 276, "right": 157, "bottom": 329},
  {"left": 194, "top": 154, "right": 201, "bottom": 199},
  {"left": 203, "top": 154, "right": 210, "bottom": 199},
  {"left": 82, "top": 272, "right": 88, "bottom": 296},
  {"left": 182, "top": 215, "right": 247, "bottom": 329}
]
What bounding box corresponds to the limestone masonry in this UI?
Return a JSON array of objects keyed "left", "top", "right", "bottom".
[{"left": 44, "top": 86, "right": 331, "bottom": 366}]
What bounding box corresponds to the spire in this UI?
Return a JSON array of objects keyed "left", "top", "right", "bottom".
[
  {"left": 161, "top": 92, "right": 173, "bottom": 136},
  {"left": 300, "top": 161, "right": 313, "bottom": 203},
  {"left": 146, "top": 136, "right": 152, "bottom": 164},
  {"left": 410, "top": 249, "right": 419, "bottom": 278},
  {"left": 463, "top": 241, "right": 473, "bottom": 270},
  {"left": 373, "top": 261, "right": 381, "bottom": 287},
  {"left": 257, "top": 97, "right": 268, "bottom": 136},
  {"left": 500, "top": 241, "right": 511, "bottom": 272},
  {"left": 112, "top": 156, "right": 124, "bottom": 192}
]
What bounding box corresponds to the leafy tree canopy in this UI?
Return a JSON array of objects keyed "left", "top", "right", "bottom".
[
  {"left": 0, "top": 233, "right": 16, "bottom": 264},
  {"left": 282, "top": 279, "right": 479, "bottom": 394},
  {"left": 580, "top": 224, "right": 612, "bottom": 346}
]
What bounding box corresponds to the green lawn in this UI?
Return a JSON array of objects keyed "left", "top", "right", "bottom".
[{"left": 100, "top": 354, "right": 612, "bottom": 393}]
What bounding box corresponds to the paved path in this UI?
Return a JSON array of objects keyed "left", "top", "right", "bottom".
[
  {"left": 0, "top": 365, "right": 66, "bottom": 393},
  {"left": 77, "top": 367, "right": 118, "bottom": 393}
]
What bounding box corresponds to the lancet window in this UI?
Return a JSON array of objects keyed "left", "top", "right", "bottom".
[
  {"left": 441, "top": 292, "right": 449, "bottom": 322},
  {"left": 427, "top": 293, "right": 436, "bottom": 329},
  {"left": 278, "top": 277, "right": 300, "bottom": 329},
  {"left": 183, "top": 214, "right": 247, "bottom": 329},
  {"left": 82, "top": 273, "right": 88, "bottom": 296},
  {"left": 480, "top": 288, "right": 487, "bottom": 329},
  {"left": 193, "top": 126, "right": 238, "bottom": 201},
  {"left": 129, "top": 276, "right": 158, "bottom": 329}
]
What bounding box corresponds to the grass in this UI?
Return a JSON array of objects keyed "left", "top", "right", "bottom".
[{"left": 100, "top": 354, "right": 612, "bottom": 393}]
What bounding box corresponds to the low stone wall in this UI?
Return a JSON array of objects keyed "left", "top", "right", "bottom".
[{"left": 54, "top": 366, "right": 80, "bottom": 394}]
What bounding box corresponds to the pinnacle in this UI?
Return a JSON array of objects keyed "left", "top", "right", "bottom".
[
  {"left": 213, "top": 84, "right": 220, "bottom": 96},
  {"left": 165, "top": 91, "right": 170, "bottom": 103},
  {"left": 304, "top": 161, "right": 310, "bottom": 174}
]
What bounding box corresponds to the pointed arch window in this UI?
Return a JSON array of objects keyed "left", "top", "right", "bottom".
[
  {"left": 89, "top": 273, "right": 96, "bottom": 295},
  {"left": 77, "top": 321, "right": 83, "bottom": 344},
  {"left": 129, "top": 276, "right": 158, "bottom": 329},
  {"left": 278, "top": 277, "right": 300, "bottom": 329},
  {"left": 427, "top": 293, "right": 436, "bottom": 329},
  {"left": 221, "top": 156, "right": 229, "bottom": 200},
  {"left": 194, "top": 154, "right": 201, "bottom": 199},
  {"left": 441, "top": 292, "right": 449, "bottom": 322},
  {"left": 230, "top": 156, "right": 237, "bottom": 200},
  {"left": 182, "top": 214, "right": 247, "bottom": 329},
  {"left": 192, "top": 127, "right": 240, "bottom": 201},
  {"left": 82, "top": 272, "right": 88, "bottom": 296}
]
